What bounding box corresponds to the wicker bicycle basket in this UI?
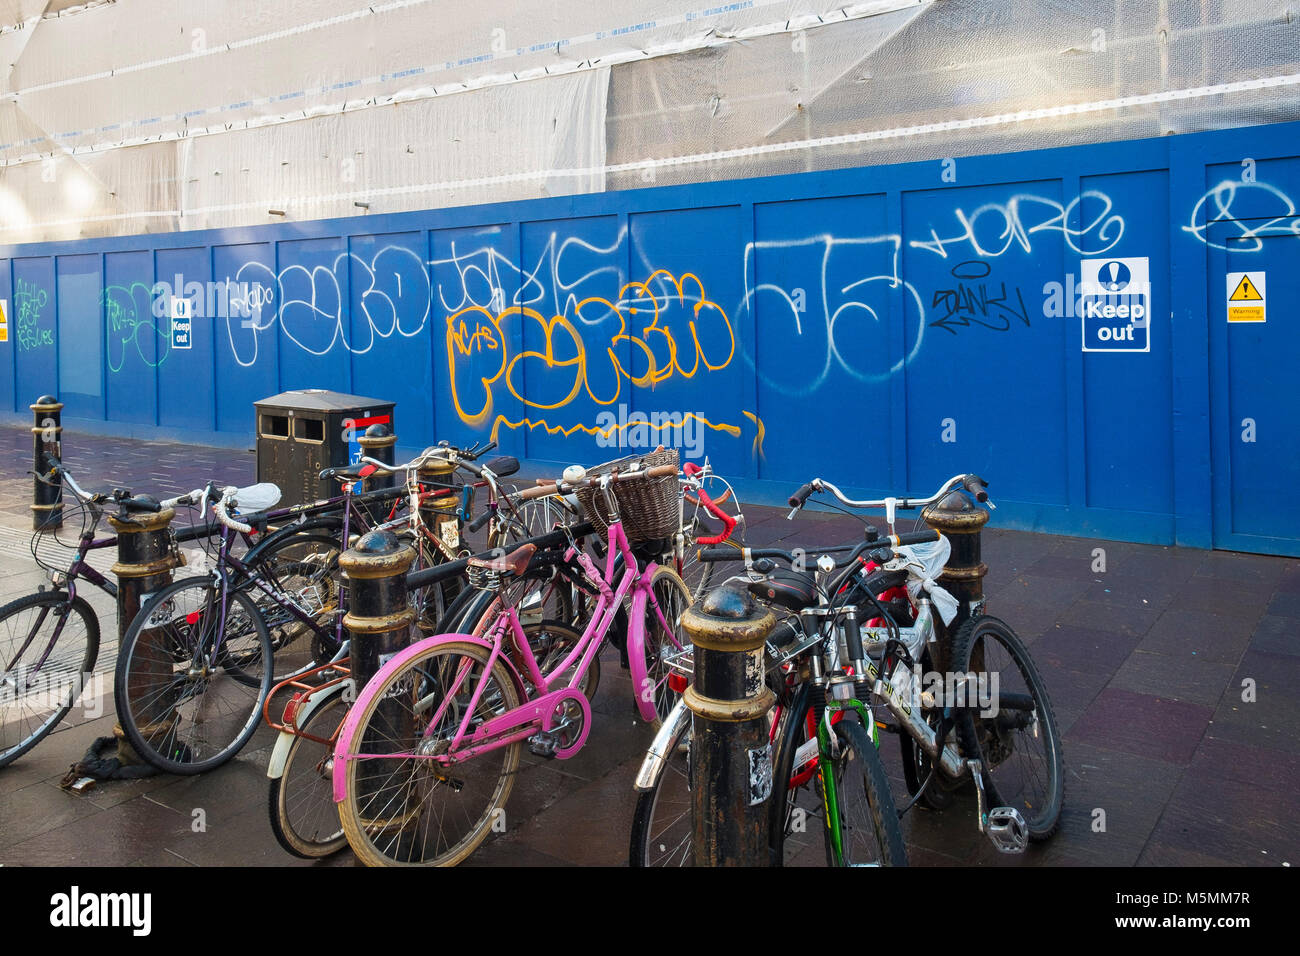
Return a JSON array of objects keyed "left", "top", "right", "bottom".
[{"left": 574, "top": 447, "right": 680, "bottom": 543}]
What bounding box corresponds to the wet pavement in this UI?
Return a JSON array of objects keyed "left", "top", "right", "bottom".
[{"left": 1, "top": 429, "right": 1297, "bottom": 867}]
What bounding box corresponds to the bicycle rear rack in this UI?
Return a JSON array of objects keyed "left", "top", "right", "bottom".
[{"left": 261, "top": 659, "right": 352, "bottom": 743}]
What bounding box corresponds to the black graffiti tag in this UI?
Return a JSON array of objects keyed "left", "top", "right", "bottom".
[{"left": 928, "top": 260, "right": 1030, "bottom": 335}]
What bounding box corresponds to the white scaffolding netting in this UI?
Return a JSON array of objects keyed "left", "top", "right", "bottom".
[{"left": 1, "top": 0, "right": 1297, "bottom": 241}]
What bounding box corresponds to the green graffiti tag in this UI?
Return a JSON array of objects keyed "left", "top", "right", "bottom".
[
  {"left": 15, "top": 279, "right": 53, "bottom": 350},
  {"left": 103, "top": 282, "right": 170, "bottom": 372}
]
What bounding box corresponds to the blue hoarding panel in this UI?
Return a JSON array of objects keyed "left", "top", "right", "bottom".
[
  {"left": 347, "top": 232, "right": 432, "bottom": 448},
  {"left": 626, "top": 206, "right": 747, "bottom": 474},
  {"left": 13, "top": 257, "right": 58, "bottom": 407},
  {"left": 431, "top": 222, "right": 523, "bottom": 456},
  {"left": 213, "top": 241, "right": 278, "bottom": 434},
  {"left": 56, "top": 254, "right": 105, "bottom": 422},
  {"left": 903, "top": 181, "right": 1070, "bottom": 506},
  {"left": 750, "top": 194, "right": 894, "bottom": 488},
  {"left": 104, "top": 250, "right": 158, "bottom": 426},
  {"left": 154, "top": 247, "right": 214, "bottom": 432}
]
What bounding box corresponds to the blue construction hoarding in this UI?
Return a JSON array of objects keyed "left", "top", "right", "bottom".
[{"left": 2, "top": 121, "right": 1298, "bottom": 555}]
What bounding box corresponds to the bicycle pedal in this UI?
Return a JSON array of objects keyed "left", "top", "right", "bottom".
[
  {"left": 527, "top": 732, "right": 558, "bottom": 758},
  {"left": 985, "top": 806, "right": 1029, "bottom": 854}
]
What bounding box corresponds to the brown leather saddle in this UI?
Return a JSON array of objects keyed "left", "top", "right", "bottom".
[{"left": 466, "top": 542, "right": 536, "bottom": 577}]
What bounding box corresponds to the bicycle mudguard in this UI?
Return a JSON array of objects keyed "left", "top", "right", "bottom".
[
  {"left": 633, "top": 696, "right": 691, "bottom": 792},
  {"left": 331, "top": 634, "right": 530, "bottom": 804},
  {"left": 266, "top": 683, "right": 348, "bottom": 780},
  {"left": 243, "top": 516, "right": 343, "bottom": 565},
  {"left": 626, "top": 564, "right": 663, "bottom": 724}
]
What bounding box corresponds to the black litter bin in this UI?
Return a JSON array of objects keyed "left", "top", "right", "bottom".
[{"left": 254, "top": 389, "right": 396, "bottom": 508}]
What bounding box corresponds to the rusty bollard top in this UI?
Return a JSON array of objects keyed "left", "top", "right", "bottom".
[
  {"left": 341, "top": 530, "right": 416, "bottom": 636},
  {"left": 358, "top": 422, "right": 394, "bottom": 444},
  {"left": 921, "top": 488, "right": 989, "bottom": 534},
  {"left": 340, "top": 529, "right": 414, "bottom": 579},
  {"left": 682, "top": 581, "right": 777, "bottom": 654},
  {"left": 682, "top": 582, "right": 777, "bottom": 724}
]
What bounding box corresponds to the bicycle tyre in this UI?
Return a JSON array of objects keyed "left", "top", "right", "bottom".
[
  {"left": 244, "top": 532, "right": 342, "bottom": 681},
  {"left": 115, "top": 577, "right": 273, "bottom": 775},
  {"left": 0, "top": 591, "right": 100, "bottom": 768},
  {"left": 822, "top": 716, "right": 908, "bottom": 866},
  {"left": 951, "top": 615, "right": 1064, "bottom": 841},
  {"left": 628, "top": 706, "right": 694, "bottom": 866},
  {"left": 268, "top": 684, "right": 349, "bottom": 858},
  {"left": 768, "top": 681, "right": 825, "bottom": 866},
  {"left": 335, "top": 639, "right": 522, "bottom": 866}
]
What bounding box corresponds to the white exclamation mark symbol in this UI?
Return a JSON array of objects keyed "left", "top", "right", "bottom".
[{"left": 1108, "top": 262, "right": 1119, "bottom": 290}]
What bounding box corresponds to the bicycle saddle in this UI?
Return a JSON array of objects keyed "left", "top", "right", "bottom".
[
  {"left": 749, "top": 568, "right": 818, "bottom": 612},
  {"left": 118, "top": 494, "right": 162, "bottom": 515},
  {"left": 483, "top": 455, "right": 520, "bottom": 479},
  {"left": 232, "top": 483, "right": 282, "bottom": 512},
  {"left": 466, "top": 542, "right": 536, "bottom": 576}
]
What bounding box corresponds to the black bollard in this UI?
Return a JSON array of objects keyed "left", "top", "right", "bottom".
[
  {"left": 31, "top": 395, "right": 63, "bottom": 531},
  {"left": 357, "top": 423, "right": 397, "bottom": 491},
  {"left": 417, "top": 452, "right": 459, "bottom": 544},
  {"left": 682, "top": 581, "right": 777, "bottom": 867},
  {"left": 340, "top": 530, "right": 416, "bottom": 844},
  {"left": 922, "top": 490, "right": 989, "bottom": 670},
  {"left": 109, "top": 505, "right": 180, "bottom": 765}
]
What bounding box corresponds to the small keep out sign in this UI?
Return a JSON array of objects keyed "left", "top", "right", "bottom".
[{"left": 1080, "top": 257, "right": 1150, "bottom": 353}]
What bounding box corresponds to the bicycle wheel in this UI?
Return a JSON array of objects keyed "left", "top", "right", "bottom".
[
  {"left": 268, "top": 685, "right": 349, "bottom": 858},
  {"left": 522, "top": 619, "right": 599, "bottom": 699},
  {"left": 244, "top": 532, "right": 341, "bottom": 681},
  {"left": 951, "top": 615, "right": 1064, "bottom": 841},
  {"left": 628, "top": 704, "right": 693, "bottom": 866},
  {"left": 767, "top": 681, "right": 823, "bottom": 866},
  {"left": 822, "top": 716, "right": 908, "bottom": 866},
  {"left": 632, "top": 680, "right": 806, "bottom": 867},
  {"left": 0, "top": 592, "right": 100, "bottom": 768},
  {"left": 336, "top": 640, "right": 522, "bottom": 866},
  {"left": 115, "top": 577, "right": 273, "bottom": 775}
]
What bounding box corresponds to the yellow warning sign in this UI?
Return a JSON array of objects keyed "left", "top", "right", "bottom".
[
  {"left": 1230, "top": 275, "right": 1262, "bottom": 301},
  {"left": 0, "top": 298, "right": 7, "bottom": 343},
  {"left": 1226, "top": 271, "right": 1266, "bottom": 323}
]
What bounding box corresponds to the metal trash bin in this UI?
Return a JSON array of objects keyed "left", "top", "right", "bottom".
[{"left": 254, "top": 389, "right": 395, "bottom": 508}]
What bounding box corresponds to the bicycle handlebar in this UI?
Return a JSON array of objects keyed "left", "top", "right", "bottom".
[
  {"left": 518, "top": 463, "right": 679, "bottom": 501},
  {"left": 787, "top": 482, "right": 815, "bottom": 509},
  {"left": 682, "top": 461, "right": 737, "bottom": 545},
  {"left": 697, "top": 528, "right": 940, "bottom": 569},
  {"left": 213, "top": 490, "right": 253, "bottom": 534},
  {"left": 786, "top": 473, "right": 993, "bottom": 519}
]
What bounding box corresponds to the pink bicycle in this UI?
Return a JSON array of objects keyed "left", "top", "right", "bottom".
[{"left": 331, "top": 454, "right": 691, "bottom": 866}]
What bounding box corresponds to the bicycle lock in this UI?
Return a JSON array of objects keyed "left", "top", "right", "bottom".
[
  {"left": 681, "top": 580, "right": 777, "bottom": 866},
  {"left": 110, "top": 504, "right": 182, "bottom": 766},
  {"left": 31, "top": 394, "right": 63, "bottom": 531}
]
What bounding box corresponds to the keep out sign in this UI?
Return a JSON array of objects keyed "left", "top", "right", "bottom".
[{"left": 1080, "top": 257, "right": 1150, "bottom": 353}]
